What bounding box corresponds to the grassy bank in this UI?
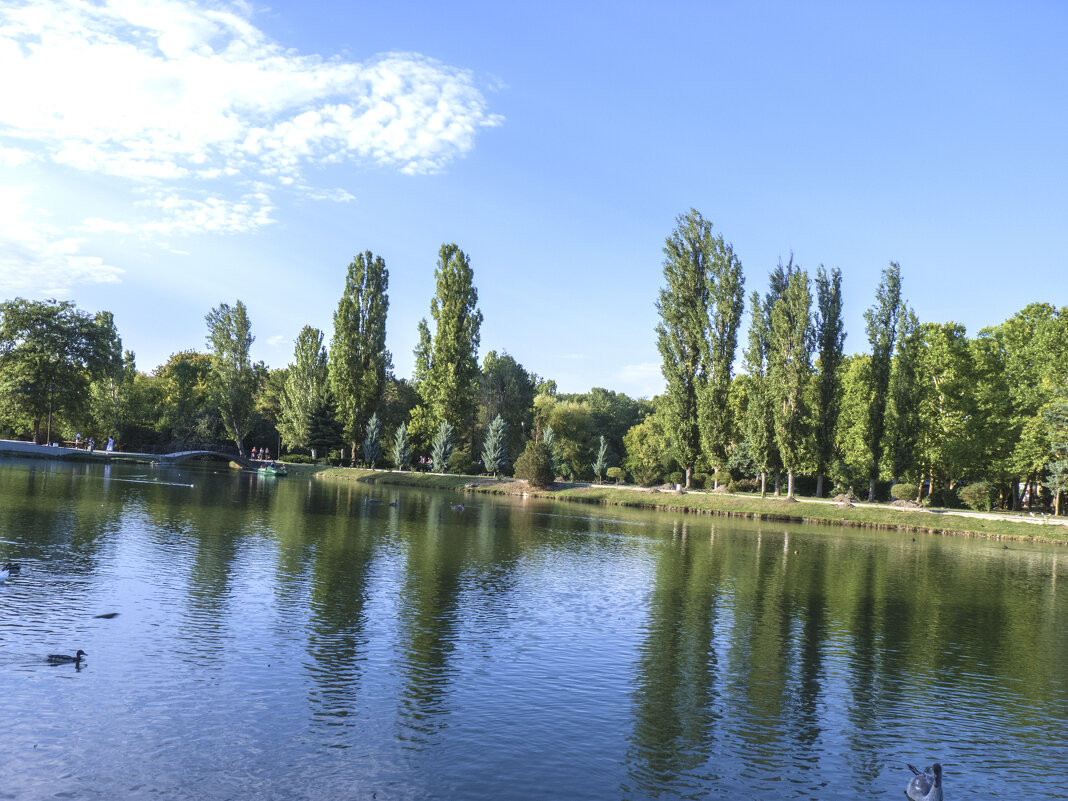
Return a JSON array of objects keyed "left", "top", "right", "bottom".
[{"left": 314, "top": 467, "right": 1068, "bottom": 544}]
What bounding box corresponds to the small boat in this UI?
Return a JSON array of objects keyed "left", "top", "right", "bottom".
[{"left": 258, "top": 462, "right": 288, "bottom": 476}]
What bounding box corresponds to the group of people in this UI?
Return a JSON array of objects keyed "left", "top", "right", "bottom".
[
  {"left": 73, "top": 434, "right": 114, "bottom": 453},
  {"left": 250, "top": 446, "right": 271, "bottom": 460}
]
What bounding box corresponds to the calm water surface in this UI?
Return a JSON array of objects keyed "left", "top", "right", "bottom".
[{"left": 1, "top": 458, "right": 1066, "bottom": 800}]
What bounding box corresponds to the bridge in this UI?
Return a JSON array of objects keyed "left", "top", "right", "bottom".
[{"left": 156, "top": 450, "right": 254, "bottom": 468}]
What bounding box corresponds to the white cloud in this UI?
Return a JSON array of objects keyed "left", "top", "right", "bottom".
[
  {"left": 0, "top": 186, "right": 124, "bottom": 295},
  {"left": 0, "top": 1, "right": 501, "bottom": 182},
  {"left": 0, "top": 0, "right": 501, "bottom": 293},
  {"left": 265, "top": 334, "right": 286, "bottom": 347}
]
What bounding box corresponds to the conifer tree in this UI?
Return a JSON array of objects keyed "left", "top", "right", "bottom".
[
  {"left": 363, "top": 412, "right": 383, "bottom": 467},
  {"left": 392, "top": 421, "right": 411, "bottom": 470},
  {"left": 542, "top": 425, "right": 560, "bottom": 477},
  {"left": 863, "top": 262, "right": 903, "bottom": 500},
  {"left": 431, "top": 420, "right": 455, "bottom": 472},
  {"left": 330, "top": 251, "right": 390, "bottom": 461},
  {"left": 482, "top": 414, "right": 507, "bottom": 477},
  {"left": 812, "top": 266, "right": 846, "bottom": 497},
  {"left": 592, "top": 434, "right": 609, "bottom": 483},
  {"left": 307, "top": 389, "right": 343, "bottom": 462}
]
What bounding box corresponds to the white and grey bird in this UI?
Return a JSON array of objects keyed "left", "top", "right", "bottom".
[{"left": 906, "top": 763, "right": 943, "bottom": 801}]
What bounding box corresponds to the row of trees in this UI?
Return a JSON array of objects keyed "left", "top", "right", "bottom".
[{"left": 3, "top": 216, "right": 1067, "bottom": 512}]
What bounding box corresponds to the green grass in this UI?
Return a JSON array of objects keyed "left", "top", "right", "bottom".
[{"left": 313, "top": 467, "right": 1068, "bottom": 544}]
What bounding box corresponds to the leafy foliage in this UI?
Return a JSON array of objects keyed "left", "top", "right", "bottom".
[
  {"left": 514, "top": 438, "right": 555, "bottom": 488},
  {"left": 278, "top": 326, "right": 328, "bottom": 452},
  {"left": 592, "top": 434, "right": 609, "bottom": 483},
  {"left": 205, "top": 300, "right": 255, "bottom": 456},
  {"left": 330, "top": 251, "right": 390, "bottom": 455}
]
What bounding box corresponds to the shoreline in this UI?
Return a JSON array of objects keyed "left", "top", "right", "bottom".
[{"left": 314, "top": 466, "right": 1068, "bottom": 545}]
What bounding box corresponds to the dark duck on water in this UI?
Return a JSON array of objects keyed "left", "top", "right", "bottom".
[{"left": 906, "top": 763, "right": 943, "bottom": 801}]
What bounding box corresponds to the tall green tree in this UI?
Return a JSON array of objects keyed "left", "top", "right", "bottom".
[
  {"left": 0, "top": 298, "right": 120, "bottom": 443},
  {"left": 205, "top": 300, "right": 255, "bottom": 457},
  {"left": 655, "top": 209, "right": 714, "bottom": 488},
  {"left": 862, "top": 262, "right": 903, "bottom": 500},
  {"left": 278, "top": 326, "right": 328, "bottom": 452},
  {"left": 743, "top": 291, "right": 778, "bottom": 497},
  {"left": 767, "top": 262, "right": 813, "bottom": 499},
  {"left": 884, "top": 307, "right": 923, "bottom": 487},
  {"left": 697, "top": 229, "right": 745, "bottom": 483},
  {"left": 421, "top": 243, "right": 483, "bottom": 446},
  {"left": 330, "top": 251, "right": 391, "bottom": 461},
  {"left": 1043, "top": 386, "right": 1068, "bottom": 514},
  {"left": 812, "top": 266, "right": 845, "bottom": 497},
  {"left": 307, "top": 388, "right": 343, "bottom": 461},
  {"left": 152, "top": 350, "right": 221, "bottom": 446},
  {"left": 478, "top": 350, "right": 535, "bottom": 461}
]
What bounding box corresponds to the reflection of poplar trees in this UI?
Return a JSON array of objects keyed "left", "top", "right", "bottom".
[
  {"left": 304, "top": 506, "right": 376, "bottom": 733},
  {"left": 395, "top": 495, "right": 466, "bottom": 747},
  {"left": 625, "top": 521, "right": 723, "bottom": 797}
]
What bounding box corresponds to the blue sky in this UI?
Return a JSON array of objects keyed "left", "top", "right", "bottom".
[{"left": 2, "top": 0, "right": 1066, "bottom": 397}]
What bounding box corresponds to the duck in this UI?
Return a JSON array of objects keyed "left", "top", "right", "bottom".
[
  {"left": 47, "top": 650, "right": 87, "bottom": 666},
  {"left": 906, "top": 762, "right": 943, "bottom": 801},
  {"left": 450, "top": 504, "right": 465, "bottom": 512},
  {"left": 2, "top": 562, "right": 21, "bottom": 574}
]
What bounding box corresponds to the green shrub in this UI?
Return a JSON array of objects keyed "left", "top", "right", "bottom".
[
  {"left": 281, "top": 453, "right": 315, "bottom": 464},
  {"left": 606, "top": 466, "right": 626, "bottom": 484},
  {"left": 449, "top": 448, "right": 476, "bottom": 475},
  {"left": 514, "top": 439, "right": 554, "bottom": 488},
  {"left": 730, "top": 477, "right": 760, "bottom": 493},
  {"left": 667, "top": 471, "right": 685, "bottom": 487},
  {"left": 959, "top": 481, "right": 994, "bottom": 512},
  {"left": 927, "top": 486, "right": 961, "bottom": 508},
  {"left": 890, "top": 483, "right": 918, "bottom": 501}
]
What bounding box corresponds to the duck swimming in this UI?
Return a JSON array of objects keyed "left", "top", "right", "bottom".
[
  {"left": 2, "top": 562, "right": 20, "bottom": 574},
  {"left": 906, "top": 763, "right": 943, "bottom": 801},
  {"left": 47, "top": 650, "right": 87, "bottom": 666}
]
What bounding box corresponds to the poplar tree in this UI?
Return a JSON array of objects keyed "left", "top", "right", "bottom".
[
  {"left": 768, "top": 263, "right": 813, "bottom": 499},
  {"left": 885, "top": 307, "right": 922, "bottom": 486},
  {"left": 656, "top": 209, "right": 712, "bottom": 488},
  {"left": 698, "top": 229, "right": 745, "bottom": 483},
  {"left": 278, "top": 325, "right": 328, "bottom": 452},
  {"left": 423, "top": 244, "right": 483, "bottom": 443},
  {"left": 812, "top": 266, "right": 845, "bottom": 497},
  {"left": 863, "top": 262, "right": 903, "bottom": 500},
  {"left": 205, "top": 300, "right": 255, "bottom": 457},
  {"left": 330, "top": 251, "right": 390, "bottom": 462}
]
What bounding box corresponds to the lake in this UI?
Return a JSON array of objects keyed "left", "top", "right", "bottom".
[{"left": 1, "top": 457, "right": 1066, "bottom": 800}]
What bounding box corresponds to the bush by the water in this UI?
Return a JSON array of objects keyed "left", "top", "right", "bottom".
[
  {"left": 606, "top": 466, "right": 626, "bottom": 484},
  {"left": 891, "top": 483, "right": 918, "bottom": 501},
  {"left": 514, "top": 439, "right": 554, "bottom": 488},
  {"left": 959, "top": 481, "right": 995, "bottom": 512}
]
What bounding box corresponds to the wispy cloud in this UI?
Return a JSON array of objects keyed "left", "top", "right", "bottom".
[
  {"left": 0, "top": 186, "right": 124, "bottom": 295},
  {"left": 0, "top": 0, "right": 502, "bottom": 294},
  {"left": 617, "top": 362, "right": 664, "bottom": 399}
]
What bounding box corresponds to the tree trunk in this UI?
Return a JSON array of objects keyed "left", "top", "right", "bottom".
[
  {"left": 760, "top": 471, "right": 767, "bottom": 499},
  {"left": 816, "top": 473, "right": 824, "bottom": 498},
  {"left": 684, "top": 465, "right": 692, "bottom": 489},
  {"left": 867, "top": 477, "right": 876, "bottom": 502},
  {"left": 774, "top": 473, "right": 781, "bottom": 496},
  {"left": 32, "top": 418, "right": 41, "bottom": 445},
  {"left": 916, "top": 471, "right": 926, "bottom": 504},
  {"left": 787, "top": 469, "right": 795, "bottom": 499},
  {"left": 1011, "top": 479, "right": 1020, "bottom": 511}
]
